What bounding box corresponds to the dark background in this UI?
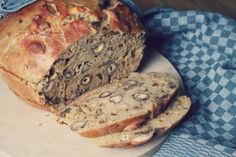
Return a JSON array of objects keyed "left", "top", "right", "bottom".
[{"left": 133, "top": 0, "right": 236, "bottom": 19}]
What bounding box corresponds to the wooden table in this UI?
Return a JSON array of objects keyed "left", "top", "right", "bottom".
[{"left": 133, "top": 0, "right": 236, "bottom": 19}]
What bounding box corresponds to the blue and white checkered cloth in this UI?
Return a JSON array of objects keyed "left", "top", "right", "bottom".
[{"left": 1, "top": 0, "right": 236, "bottom": 156}]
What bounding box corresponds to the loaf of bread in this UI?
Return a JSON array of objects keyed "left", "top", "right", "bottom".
[
  {"left": 58, "top": 72, "right": 180, "bottom": 138},
  {"left": 0, "top": 0, "right": 145, "bottom": 112},
  {"left": 92, "top": 96, "right": 191, "bottom": 148}
]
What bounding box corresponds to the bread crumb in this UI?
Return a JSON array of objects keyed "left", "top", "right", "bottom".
[{"left": 38, "top": 123, "right": 42, "bottom": 127}]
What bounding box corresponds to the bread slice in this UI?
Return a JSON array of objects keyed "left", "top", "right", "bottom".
[
  {"left": 92, "top": 96, "right": 191, "bottom": 148},
  {"left": 58, "top": 72, "right": 179, "bottom": 138}
]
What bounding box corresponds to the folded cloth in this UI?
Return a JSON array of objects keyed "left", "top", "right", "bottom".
[
  {"left": 0, "top": 0, "right": 35, "bottom": 19},
  {"left": 122, "top": 1, "right": 236, "bottom": 156},
  {"left": 1, "top": 0, "right": 236, "bottom": 156}
]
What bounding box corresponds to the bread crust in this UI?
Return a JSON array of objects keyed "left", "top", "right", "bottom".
[
  {"left": 0, "top": 69, "right": 48, "bottom": 110},
  {"left": 80, "top": 113, "right": 148, "bottom": 138},
  {"left": 100, "top": 128, "right": 167, "bottom": 148},
  {"left": 0, "top": 67, "right": 49, "bottom": 111},
  {"left": 92, "top": 96, "right": 191, "bottom": 148},
  {"left": 102, "top": 131, "right": 155, "bottom": 148},
  {"left": 0, "top": 0, "right": 143, "bottom": 111}
]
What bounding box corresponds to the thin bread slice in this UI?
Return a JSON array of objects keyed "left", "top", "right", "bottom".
[
  {"left": 58, "top": 72, "right": 179, "bottom": 138},
  {"left": 92, "top": 96, "right": 191, "bottom": 148}
]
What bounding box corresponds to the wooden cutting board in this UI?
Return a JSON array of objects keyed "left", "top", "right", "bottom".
[{"left": 0, "top": 48, "right": 185, "bottom": 157}]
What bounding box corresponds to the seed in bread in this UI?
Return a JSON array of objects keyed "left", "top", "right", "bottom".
[{"left": 58, "top": 72, "right": 179, "bottom": 138}]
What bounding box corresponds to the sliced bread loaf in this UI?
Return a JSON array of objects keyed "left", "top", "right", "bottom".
[
  {"left": 92, "top": 96, "right": 191, "bottom": 148},
  {"left": 0, "top": 0, "right": 145, "bottom": 112},
  {"left": 58, "top": 72, "right": 179, "bottom": 137}
]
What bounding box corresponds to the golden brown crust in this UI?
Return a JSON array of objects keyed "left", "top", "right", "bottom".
[
  {"left": 0, "top": 0, "right": 140, "bottom": 82},
  {"left": 102, "top": 136, "right": 153, "bottom": 148},
  {"left": 0, "top": 0, "right": 90, "bottom": 82},
  {"left": 0, "top": 0, "right": 143, "bottom": 111},
  {"left": 0, "top": 67, "right": 49, "bottom": 111},
  {"left": 80, "top": 113, "right": 148, "bottom": 138},
  {"left": 101, "top": 142, "right": 138, "bottom": 148},
  {"left": 67, "top": 0, "right": 118, "bottom": 10},
  {"left": 107, "top": 114, "right": 148, "bottom": 134}
]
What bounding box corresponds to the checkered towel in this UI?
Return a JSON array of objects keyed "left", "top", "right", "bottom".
[{"left": 1, "top": 0, "right": 236, "bottom": 156}]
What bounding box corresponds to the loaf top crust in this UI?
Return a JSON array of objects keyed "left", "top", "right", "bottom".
[{"left": 0, "top": 0, "right": 142, "bottom": 83}]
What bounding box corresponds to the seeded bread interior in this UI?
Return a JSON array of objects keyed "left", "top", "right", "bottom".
[{"left": 58, "top": 72, "right": 180, "bottom": 138}]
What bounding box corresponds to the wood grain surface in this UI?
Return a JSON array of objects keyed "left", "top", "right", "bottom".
[{"left": 133, "top": 0, "right": 236, "bottom": 19}]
